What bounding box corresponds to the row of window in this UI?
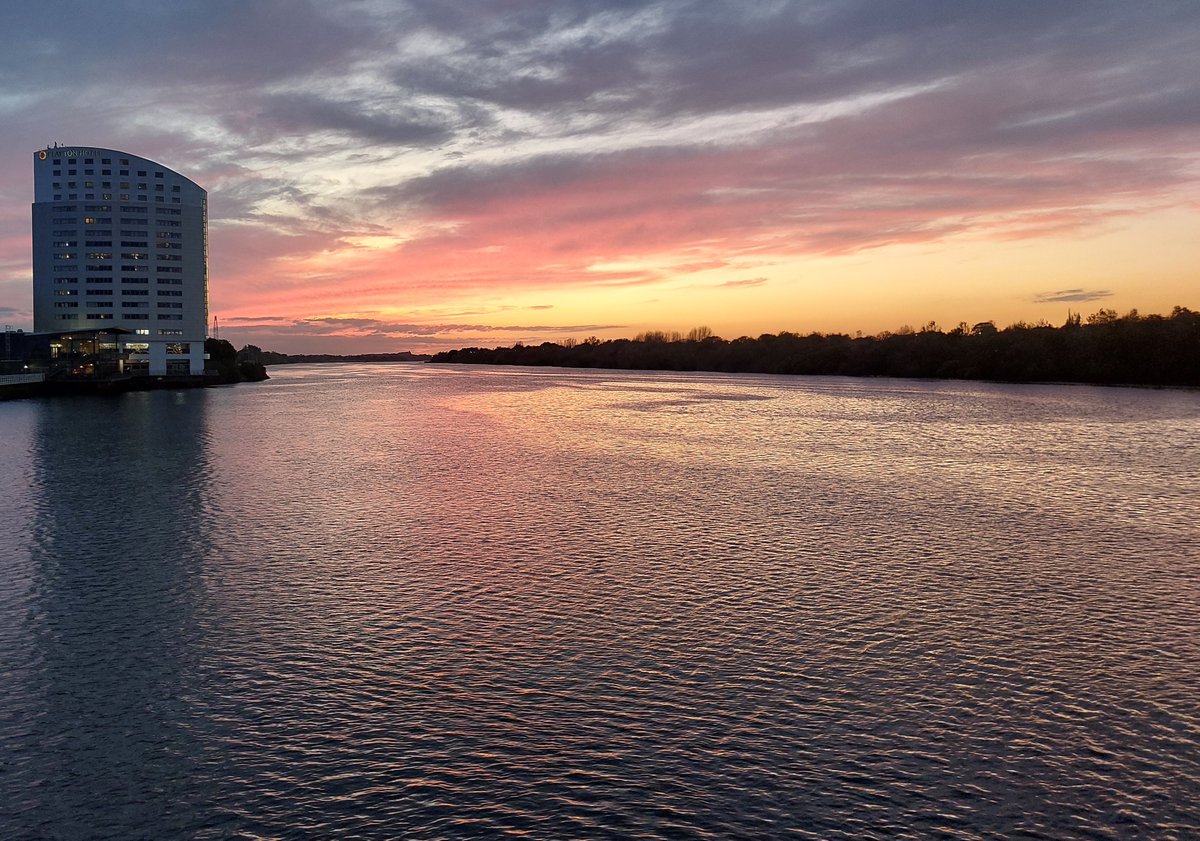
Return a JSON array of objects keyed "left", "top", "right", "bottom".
[
  {"left": 53, "top": 195, "right": 181, "bottom": 203},
  {"left": 52, "top": 300, "right": 185, "bottom": 307},
  {"left": 50, "top": 164, "right": 165, "bottom": 177},
  {"left": 55, "top": 276, "right": 186, "bottom": 284},
  {"left": 52, "top": 183, "right": 180, "bottom": 192},
  {"left": 56, "top": 313, "right": 185, "bottom": 321},
  {"left": 49, "top": 157, "right": 152, "bottom": 168},
  {"left": 53, "top": 227, "right": 183, "bottom": 239},
  {"left": 48, "top": 203, "right": 180, "bottom": 214}
]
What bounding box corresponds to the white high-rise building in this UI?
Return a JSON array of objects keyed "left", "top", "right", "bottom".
[{"left": 32, "top": 145, "right": 208, "bottom": 375}]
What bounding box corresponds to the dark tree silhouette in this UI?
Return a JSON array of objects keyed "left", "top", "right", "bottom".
[{"left": 428, "top": 308, "right": 1200, "bottom": 387}]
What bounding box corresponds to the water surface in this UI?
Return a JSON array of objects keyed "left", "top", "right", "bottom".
[{"left": 1, "top": 364, "right": 1197, "bottom": 839}]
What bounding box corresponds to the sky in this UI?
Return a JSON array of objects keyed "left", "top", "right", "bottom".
[{"left": 0, "top": 1, "right": 1197, "bottom": 354}]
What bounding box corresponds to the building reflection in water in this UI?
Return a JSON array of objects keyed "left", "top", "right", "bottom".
[{"left": 9, "top": 390, "right": 218, "bottom": 836}]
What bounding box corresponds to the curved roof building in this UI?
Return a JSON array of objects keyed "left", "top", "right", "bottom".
[{"left": 32, "top": 145, "right": 208, "bottom": 375}]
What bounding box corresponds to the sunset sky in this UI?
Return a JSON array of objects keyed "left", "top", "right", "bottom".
[{"left": 0, "top": 1, "right": 1197, "bottom": 353}]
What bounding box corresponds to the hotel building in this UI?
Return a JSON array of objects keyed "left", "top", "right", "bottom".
[{"left": 32, "top": 145, "right": 208, "bottom": 375}]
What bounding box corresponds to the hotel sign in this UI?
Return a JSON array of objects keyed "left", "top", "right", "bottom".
[{"left": 37, "top": 148, "right": 106, "bottom": 160}]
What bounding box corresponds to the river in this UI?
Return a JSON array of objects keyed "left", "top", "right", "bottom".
[{"left": 1, "top": 363, "right": 1197, "bottom": 839}]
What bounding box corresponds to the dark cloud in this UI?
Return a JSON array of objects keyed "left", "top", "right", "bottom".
[
  {"left": 232, "top": 94, "right": 457, "bottom": 147},
  {"left": 1033, "top": 289, "right": 1113, "bottom": 304}
]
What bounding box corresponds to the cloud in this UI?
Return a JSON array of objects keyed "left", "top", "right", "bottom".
[
  {"left": 718, "top": 277, "right": 767, "bottom": 288},
  {"left": 0, "top": 0, "right": 1197, "bottom": 352},
  {"left": 1033, "top": 289, "right": 1113, "bottom": 304}
]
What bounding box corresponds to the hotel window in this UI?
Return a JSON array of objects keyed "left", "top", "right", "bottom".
[
  {"left": 139, "top": 195, "right": 148, "bottom": 201},
  {"left": 120, "top": 159, "right": 129, "bottom": 165},
  {"left": 57, "top": 314, "right": 78, "bottom": 321},
  {"left": 124, "top": 313, "right": 149, "bottom": 320},
  {"left": 157, "top": 290, "right": 183, "bottom": 297},
  {"left": 120, "top": 194, "right": 130, "bottom": 201},
  {"left": 138, "top": 171, "right": 146, "bottom": 176},
  {"left": 166, "top": 342, "right": 189, "bottom": 354},
  {"left": 122, "top": 301, "right": 149, "bottom": 308},
  {"left": 54, "top": 194, "right": 62, "bottom": 200},
  {"left": 55, "top": 289, "right": 78, "bottom": 295},
  {"left": 86, "top": 277, "right": 113, "bottom": 283},
  {"left": 87, "top": 313, "right": 114, "bottom": 319},
  {"left": 159, "top": 314, "right": 183, "bottom": 320},
  {"left": 86, "top": 289, "right": 113, "bottom": 295},
  {"left": 68, "top": 181, "right": 77, "bottom": 187},
  {"left": 54, "top": 302, "right": 78, "bottom": 308},
  {"left": 157, "top": 302, "right": 183, "bottom": 309},
  {"left": 85, "top": 159, "right": 94, "bottom": 164},
  {"left": 85, "top": 194, "right": 95, "bottom": 200},
  {"left": 102, "top": 194, "right": 112, "bottom": 200},
  {"left": 53, "top": 181, "right": 61, "bottom": 188},
  {"left": 53, "top": 252, "right": 75, "bottom": 259},
  {"left": 122, "top": 288, "right": 149, "bottom": 295},
  {"left": 102, "top": 181, "right": 111, "bottom": 188},
  {"left": 87, "top": 252, "right": 112, "bottom": 260},
  {"left": 53, "top": 169, "right": 61, "bottom": 175},
  {"left": 120, "top": 169, "right": 129, "bottom": 176},
  {"left": 121, "top": 277, "right": 149, "bottom": 284},
  {"left": 68, "top": 169, "right": 76, "bottom": 175},
  {"left": 155, "top": 172, "right": 164, "bottom": 178},
  {"left": 53, "top": 240, "right": 77, "bottom": 247},
  {"left": 54, "top": 278, "right": 79, "bottom": 284},
  {"left": 102, "top": 158, "right": 111, "bottom": 164},
  {"left": 68, "top": 194, "right": 77, "bottom": 199},
  {"left": 102, "top": 169, "right": 111, "bottom": 175},
  {"left": 155, "top": 184, "right": 164, "bottom": 191},
  {"left": 89, "top": 301, "right": 114, "bottom": 307},
  {"left": 84, "top": 181, "right": 94, "bottom": 188},
  {"left": 172, "top": 197, "right": 181, "bottom": 203}
]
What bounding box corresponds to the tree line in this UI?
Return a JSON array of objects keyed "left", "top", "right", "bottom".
[{"left": 428, "top": 307, "right": 1200, "bottom": 387}]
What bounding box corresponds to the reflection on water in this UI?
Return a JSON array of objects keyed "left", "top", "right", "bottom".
[
  {"left": 3, "top": 392, "right": 217, "bottom": 838},
  {"left": 1, "top": 365, "right": 1198, "bottom": 840}
]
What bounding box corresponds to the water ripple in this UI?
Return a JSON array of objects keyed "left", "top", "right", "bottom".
[{"left": 0, "top": 366, "right": 1197, "bottom": 839}]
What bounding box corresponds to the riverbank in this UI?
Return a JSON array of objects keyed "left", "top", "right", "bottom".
[{"left": 429, "top": 307, "right": 1200, "bottom": 388}]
